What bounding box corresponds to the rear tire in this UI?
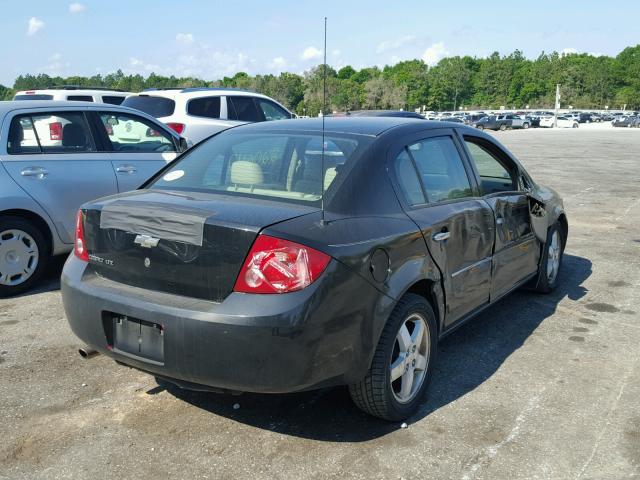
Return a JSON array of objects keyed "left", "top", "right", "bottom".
[
  {"left": 523, "top": 122, "right": 530, "bottom": 129},
  {"left": 533, "top": 222, "right": 564, "bottom": 293},
  {"left": 0, "top": 216, "right": 49, "bottom": 298},
  {"left": 499, "top": 124, "right": 507, "bottom": 131},
  {"left": 476, "top": 125, "right": 484, "bottom": 131},
  {"left": 349, "top": 294, "right": 438, "bottom": 421}
]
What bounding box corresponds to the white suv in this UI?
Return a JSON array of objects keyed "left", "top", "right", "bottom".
[
  {"left": 122, "top": 88, "right": 293, "bottom": 144},
  {"left": 13, "top": 87, "right": 131, "bottom": 105}
]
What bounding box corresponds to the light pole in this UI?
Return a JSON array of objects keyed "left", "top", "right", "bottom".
[{"left": 554, "top": 84, "right": 561, "bottom": 128}]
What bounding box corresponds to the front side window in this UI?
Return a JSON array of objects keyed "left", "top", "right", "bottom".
[
  {"left": 7, "top": 112, "right": 95, "bottom": 154},
  {"left": 187, "top": 97, "right": 221, "bottom": 119},
  {"left": 257, "top": 99, "right": 290, "bottom": 121},
  {"left": 227, "top": 96, "right": 263, "bottom": 122},
  {"left": 150, "top": 132, "right": 369, "bottom": 204},
  {"left": 99, "top": 113, "right": 176, "bottom": 153},
  {"left": 406, "top": 136, "right": 472, "bottom": 203},
  {"left": 464, "top": 138, "right": 516, "bottom": 194}
]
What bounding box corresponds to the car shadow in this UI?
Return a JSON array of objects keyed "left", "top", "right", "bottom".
[{"left": 162, "top": 253, "right": 591, "bottom": 442}]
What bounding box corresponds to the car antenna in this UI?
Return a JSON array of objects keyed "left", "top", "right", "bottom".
[{"left": 320, "top": 16, "right": 328, "bottom": 226}]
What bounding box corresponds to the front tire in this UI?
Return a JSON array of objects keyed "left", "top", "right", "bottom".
[
  {"left": 0, "top": 216, "right": 49, "bottom": 298},
  {"left": 349, "top": 294, "right": 438, "bottom": 421},
  {"left": 499, "top": 124, "right": 507, "bottom": 131},
  {"left": 533, "top": 222, "right": 564, "bottom": 293},
  {"left": 523, "top": 122, "right": 530, "bottom": 129}
]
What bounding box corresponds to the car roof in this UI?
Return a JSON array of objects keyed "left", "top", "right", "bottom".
[
  {"left": 131, "top": 88, "right": 272, "bottom": 101},
  {"left": 226, "top": 116, "right": 460, "bottom": 137},
  {"left": 0, "top": 100, "right": 100, "bottom": 112}
]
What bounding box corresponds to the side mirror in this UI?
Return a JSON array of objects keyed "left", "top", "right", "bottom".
[{"left": 179, "top": 137, "right": 189, "bottom": 152}]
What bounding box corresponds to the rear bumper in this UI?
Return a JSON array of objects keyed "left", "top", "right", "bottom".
[{"left": 61, "top": 255, "right": 393, "bottom": 393}]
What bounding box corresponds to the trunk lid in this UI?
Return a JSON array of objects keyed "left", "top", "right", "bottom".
[{"left": 83, "top": 190, "right": 318, "bottom": 302}]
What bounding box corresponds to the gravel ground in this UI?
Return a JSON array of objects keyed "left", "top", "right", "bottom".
[{"left": 1, "top": 128, "right": 639, "bottom": 480}]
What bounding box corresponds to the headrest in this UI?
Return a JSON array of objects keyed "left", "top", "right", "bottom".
[
  {"left": 230, "top": 160, "right": 264, "bottom": 185},
  {"left": 62, "top": 123, "right": 87, "bottom": 147}
]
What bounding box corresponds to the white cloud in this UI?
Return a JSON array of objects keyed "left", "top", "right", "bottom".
[
  {"left": 69, "top": 3, "right": 86, "bottom": 14},
  {"left": 129, "top": 57, "right": 162, "bottom": 73},
  {"left": 561, "top": 47, "right": 579, "bottom": 56},
  {"left": 301, "top": 46, "right": 322, "bottom": 61},
  {"left": 27, "top": 17, "right": 44, "bottom": 36},
  {"left": 41, "top": 53, "right": 70, "bottom": 75},
  {"left": 176, "top": 33, "right": 195, "bottom": 45},
  {"left": 377, "top": 35, "right": 417, "bottom": 54},
  {"left": 267, "top": 56, "right": 287, "bottom": 70},
  {"left": 422, "top": 42, "right": 449, "bottom": 66}
]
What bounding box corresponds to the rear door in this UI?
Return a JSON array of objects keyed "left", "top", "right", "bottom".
[
  {"left": 460, "top": 133, "right": 540, "bottom": 300},
  {"left": 389, "top": 129, "right": 495, "bottom": 327},
  {"left": 91, "top": 110, "right": 178, "bottom": 192},
  {"left": 2, "top": 109, "right": 117, "bottom": 243}
]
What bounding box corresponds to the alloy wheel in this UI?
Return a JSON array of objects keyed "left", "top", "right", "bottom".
[
  {"left": 390, "top": 313, "right": 429, "bottom": 404},
  {"left": 546, "top": 230, "right": 561, "bottom": 284}
]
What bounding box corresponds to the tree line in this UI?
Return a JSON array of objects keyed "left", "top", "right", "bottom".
[{"left": 2, "top": 45, "right": 639, "bottom": 115}]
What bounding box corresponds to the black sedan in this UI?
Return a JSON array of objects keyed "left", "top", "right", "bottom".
[{"left": 62, "top": 118, "right": 568, "bottom": 420}]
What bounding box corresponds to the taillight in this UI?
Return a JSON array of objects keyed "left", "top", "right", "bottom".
[
  {"left": 74, "top": 210, "right": 89, "bottom": 262},
  {"left": 234, "top": 235, "right": 330, "bottom": 294},
  {"left": 166, "top": 123, "right": 185, "bottom": 135},
  {"left": 49, "top": 122, "right": 62, "bottom": 141}
]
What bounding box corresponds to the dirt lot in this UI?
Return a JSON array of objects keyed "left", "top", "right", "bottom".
[{"left": 1, "top": 128, "right": 639, "bottom": 480}]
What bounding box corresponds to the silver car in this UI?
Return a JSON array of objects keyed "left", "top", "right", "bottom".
[{"left": 0, "top": 101, "right": 187, "bottom": 296}]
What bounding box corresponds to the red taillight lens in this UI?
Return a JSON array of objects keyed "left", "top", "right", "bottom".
[
  {"left": 166, "top": 123, "right": 185, "bottom": 135},
  {"left": 74, "top": 210, "right": 89, "bottom": 262},
  {"left": 234, "top": 235, "right": 330, "bottom": 294},
  {"left": 49, "top": 122, "right": 62, "bottom": 141}
]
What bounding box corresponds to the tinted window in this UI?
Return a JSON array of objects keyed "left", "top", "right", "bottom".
[
  {"left": 122, "top": 95, "right": 176, "bottom": 118},
  {"left": 256, "top": 99, "right": 290, "bottom": 120},
  {"left": 102, "top": 95, "right": 126, "bottom": 105},
  {"left": 464, "top": 138, "right": 516, "bottom": 194},
  {"left": 187, "top": 97, "right": 221, "bottom": 119},
  {"left": 394, "top": 149, "right": 426, "bottom": 205},
  {"left": 228, "top": 96, "right": 263, "bottom": 122},
  {"left": 13, "top": 94, "right": 54, "bottom": 101},
  {"left": 408, "top": 136, "right": 472, "bottom": 203},
  {"left": 67, "top": 95, "right": 94, "bottom": 102},
  {"left": 8, "top": 112, "right": 95, "bottom": 154},
  {"left": 151, "top": 132, "right": 370, "bottom": 204},
  {"left": 98, "top": 113, "right": 176, "bottom": 153}
]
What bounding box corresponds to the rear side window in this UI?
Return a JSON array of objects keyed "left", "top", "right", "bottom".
[
  {"left": 13, "top": 94, "right": 54, "bottom": 101},
  {"left": 122, "top": 96, "right": 176, "bottom": 118},
  {"left": 102, "top": 96, "right": 126, "bottom": 105},
  {"left": 98, "top": 112, "right": 176, "bottom": 153},
  {"left": 227, "top": 96, "right": 263, "bottom": 122},
  {"left": 7, "top": 112, "right": 96, "bottom": 154},
  {"left": 187, "top": 97, "right": 221, "bottom": 119},
  {"left": 256, "top": 99, "right": 290, "bottom": 120},
  {"left": 404, "top": 136, "right": 472, "bottom": 203},
  {"left": 67, "top": 95, "right": 94, "bottom": 102}
]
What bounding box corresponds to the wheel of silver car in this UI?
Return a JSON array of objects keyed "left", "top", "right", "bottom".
[
  {"left": 523, "top": 122, "right": 530, "bottom": 129},
  {"left": 499, "top": 124, "right": 507, "bottom": 131},
  {"left": 390, "top": 313, "right": 429, "bottom": 404},
  {"left": 476, "top": 125, "right": 484, "bottom": 131},
  {"left": 349, "top": 293, "right": 437, "bottom": 421},
  {"left": 0, "top": 216, "right": 49, "bottom": 297},
  {"left": 546, "top": 229, "right": 561, "bottom": 284},
  {"left": 0, "top": 229, "right": 39, "bottom": 286}
]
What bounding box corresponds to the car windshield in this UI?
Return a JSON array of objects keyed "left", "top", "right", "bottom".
[
  {"left": 122, "top": 95, "right": 175, "bottom": 118},
  {"left": 150, "top": 131, "right": 372, "bottom": 205}
]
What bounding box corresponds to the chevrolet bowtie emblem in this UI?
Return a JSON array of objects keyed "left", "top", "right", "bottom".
[{"left": 134, "top": 234, "right": 160, "bottom": 248}]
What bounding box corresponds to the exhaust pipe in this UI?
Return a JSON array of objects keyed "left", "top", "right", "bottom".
[{"left": 78, "top": 347, "right": 99, "bottom": 359}]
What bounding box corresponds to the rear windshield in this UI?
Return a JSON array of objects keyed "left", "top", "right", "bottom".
[
  {"left": 150, "top": 131, "right": 372, "bottom": 205},
  {"left": 122, "top": 95, "right": 175, "bottom": 118},
  {"left": 14, "top": 94, "right": 54, "bottom": 100}
]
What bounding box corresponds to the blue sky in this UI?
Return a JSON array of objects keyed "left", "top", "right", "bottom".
[{"left": 0, "top": 1, "right": 636, "bottom": 86}]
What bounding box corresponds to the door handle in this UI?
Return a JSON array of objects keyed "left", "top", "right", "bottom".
[
  {"left": 20, "top": 167, "right": 48, "bottom": 179},
  {"left": 116, "top": 165, "right": 137, "bottom": 174},
  {"left": 433, "top": 231, "right": 451, "bottom": 242}
]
